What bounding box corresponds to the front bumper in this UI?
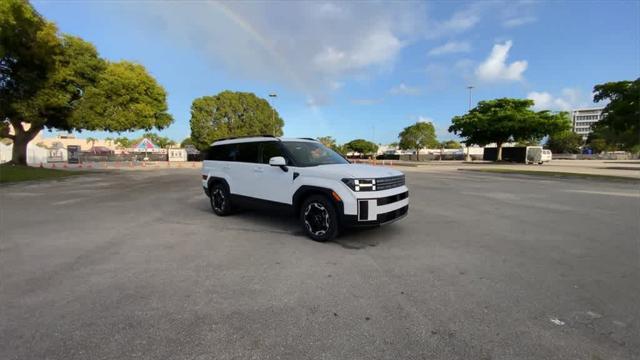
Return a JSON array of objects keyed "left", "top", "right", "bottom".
[
  {"left": 340, "top": 189, "right": 409, "bottom": 227},
  {"left": 341, "top": 204, "right": 408, "bottom": 227}
]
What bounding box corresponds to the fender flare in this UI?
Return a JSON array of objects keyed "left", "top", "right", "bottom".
[
  {"left": 206, "top": 177, "right": 230, "bottom": 196},
  {"left": 292, "top": 185, "right": 344, "bottom": 215}
]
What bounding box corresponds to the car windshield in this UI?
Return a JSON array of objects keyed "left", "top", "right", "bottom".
[{"left": 282, "top": 141, "right": 349, "bottom": 167}]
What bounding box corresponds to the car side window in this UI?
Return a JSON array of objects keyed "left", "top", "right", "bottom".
[
  {"left": 235, "top": 142, "right": 259, "bottom": 163},
  {"left": 259, "top": 141, "right": 284, "bottom": 164}
]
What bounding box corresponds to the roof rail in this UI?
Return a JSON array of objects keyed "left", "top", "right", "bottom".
[
  {"left": 213, "top": 134, "right": 278, "bottom": 142},
  {"left": 298, "top": 137, "right": 318, "bottom": 141}
]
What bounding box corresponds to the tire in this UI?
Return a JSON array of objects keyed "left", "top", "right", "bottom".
[
  {"left": 299, "top": 195, "right": 339, "bottom": 242},
  {"left": 209, "top": 182, "right": 232, "bottom": 216}
]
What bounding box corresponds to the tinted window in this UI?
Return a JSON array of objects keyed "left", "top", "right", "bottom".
[
  {"left": 205, "top": 144, "right": 238, "bottom": 161},
  {"left": 235, "top": 142, "right": 259, "bottom": 163},
  {"left": 259, "top": 141, "right": 284, "bottom": 164}
]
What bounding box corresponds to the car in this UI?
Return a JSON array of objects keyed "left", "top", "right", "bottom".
[
  {"left": 201, "top": 136, "right": 409, "bottom": 241},
  {"left": 540, "top": 149, "right": 552, "bottom": 164}
]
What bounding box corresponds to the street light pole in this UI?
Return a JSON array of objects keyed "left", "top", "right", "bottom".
[
  {"left": 269, "top": 93, "right": 277, "bottom": 136},
  {"left": 465, "top": 85, "right": 474, "bottom": 161}
]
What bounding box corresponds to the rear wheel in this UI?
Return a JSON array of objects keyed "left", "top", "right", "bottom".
[
  {"left": 210, "top": 183, "right": 232, "bottom": 216},
  {"left": 300, "top": 195, "right": 338, "bottom": 242}
]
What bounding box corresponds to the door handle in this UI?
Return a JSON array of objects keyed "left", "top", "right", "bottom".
[{"left": 253, "top": 167, "right": 264, "bottom": 173}]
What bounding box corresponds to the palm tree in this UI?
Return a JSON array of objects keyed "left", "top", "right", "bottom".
[{"left": 85, "top": 137, "right": 97, "bottom": 150}]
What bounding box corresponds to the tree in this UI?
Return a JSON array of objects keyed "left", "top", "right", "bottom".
[
  {"left": 317, "top": 136, "right": 337, "bottom": 149},
  {"left": 398, "top": 122, "right": 438, "bottom": 160},
  {"left": 113, "top": 136, "right": 133, "bottom": 149},
  {"left": 181, "top": 137, "right": 194, "bottom": 148},
  {"left": 440, "top": 140, "right": 461, "bottom": 149},
  {"left": 345, "top": 139, "right": 378, "bottom": 156},
  {"left": 85, "top": 137, "right": 97, "bottom": 149},
  {"left": 0, "top": 1, "right": 172, "bottom": 164},
  {"left": 591, "top": 78, "right": 640, "bottom": 152},
  {"left": 546, "top": 131, "right": 583, "bottom": 154},
  {"left": 141, "top": 132, "right": 176, "bottom": 148},
  {"left": 448, "top": 98, "right": 570, "bottom": 161},
  {"left": 189, "top": 91, "right": 284, "bottom": 150}
]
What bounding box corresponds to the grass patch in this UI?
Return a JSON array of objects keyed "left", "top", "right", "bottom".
[
  {"left": 0, "top": 164, "right": 85, "bottom": 183},
  {"left": 459, "top": 168, "right": 640, "bottom": 182}
]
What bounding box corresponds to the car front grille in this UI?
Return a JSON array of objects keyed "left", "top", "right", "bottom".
[
  {"left": 378, "top": 205, "right": 408, "bottom": 224},
  {"left": 375, "top": 175, "right": 405, "bottom": 191}
]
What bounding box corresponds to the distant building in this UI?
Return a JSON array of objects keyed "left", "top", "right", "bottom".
[{"left": 571, "top": 107, "right": 605, "bottom": 140}]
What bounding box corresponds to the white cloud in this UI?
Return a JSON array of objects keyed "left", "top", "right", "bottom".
[
  {"left": 475, "top": 41, "right": 527, "bottom": 82},
  {"left": 503, "top": 16, "right": 536, "bottom": 28},
  {"left": 313, "top": 28, "right": 403, "bottom": 74},
  {"left": 417, "top": 116, "right": 434, "bottom": 123},
  {"left": 428, "top": 41, "right": 471, "bottom": 56},
  {"left": 131, "top": 1, "right": 427, "bottom": 100},
  {"left": 389, "top": 83, "right": 421, "bottom": 96},
  {"left": 426, "top": 9, "right": 480, "bottom": 38},
  {"left": 527, "top": 88, "right": 593, "bottom": 111}
]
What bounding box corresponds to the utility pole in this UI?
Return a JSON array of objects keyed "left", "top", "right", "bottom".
[
  {"left": 269, "top": 93, "right": 277, "bottom": 136},
  {"left": 465, "top": 85, "right": 474, "bottom": 161}
]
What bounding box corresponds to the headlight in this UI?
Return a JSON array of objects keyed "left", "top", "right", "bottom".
[{"left": 342, "top": 178, "right": 376, "bottom": 191}]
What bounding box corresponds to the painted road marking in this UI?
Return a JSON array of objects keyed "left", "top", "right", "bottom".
[{"left": 565, "top": 190, "right": 640, "bottom": 198}]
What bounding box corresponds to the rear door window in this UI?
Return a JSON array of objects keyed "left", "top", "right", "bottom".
[
  {"left": 259, "top": 141, "right": 284, "bottom": 164},
  {"left": 235, "top": 142, "right": 259, "bottom": 163}
]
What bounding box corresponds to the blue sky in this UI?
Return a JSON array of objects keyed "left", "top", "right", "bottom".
[{"left": 33, "top": 0, "right": 639, "bottom": 145}]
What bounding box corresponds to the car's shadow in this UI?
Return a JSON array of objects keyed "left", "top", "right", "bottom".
[{"left": 198, "top": 203, "right": 394, "bottom": 249}]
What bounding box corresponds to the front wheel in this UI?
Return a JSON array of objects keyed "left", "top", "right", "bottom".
[
  {"left": 210, "top": 183, "right": 232, "bottom": 216},
  {"left": 300, "top": 195, "right": 339, "bottom": 242}
]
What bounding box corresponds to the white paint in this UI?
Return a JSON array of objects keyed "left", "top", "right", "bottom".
[
  {"left": 565, "top": 190, "right": 640, "bottom": 198},
  {"left": 550, "top": 318, "right": 565, "bottom": 326},
  {"left": 52, "top": 198, "right": 87, "bottom": 206}
]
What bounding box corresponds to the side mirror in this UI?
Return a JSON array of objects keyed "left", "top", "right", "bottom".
[{"left": 269, "top": 156, "right": 288, "bottom": 172}]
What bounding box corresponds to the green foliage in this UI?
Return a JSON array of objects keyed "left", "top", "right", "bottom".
[
  {"left": 317, "top": 136, "right": 347, "bottom": 154},
  {"left": 449, "top": 98, "right": 570, "bottom": 160},
  {"left": 113, "top": 136, "right": 133, "bottom": 149},
  {"left": 189, "top": 91, "right": 284, "bottom": 150},
  {"left": 141, "top": 132, "right": 176, "bottom": 148},
  {"left": 317, "top": 136, "right": 336, "bottom": 149},
  {"left": 588, "top": 138, "right": 610, "bottom": 153},
  {"left": 181, "top": 137, "right": 194, "bottom": 148},
  {"left": 546, "top": 131, "right": 583, "bottom": 154},
  {"left": 440, "top": 140, "right": 461, "bottom": 149},
  {"left": 345, "top": 139, "right": 378, "bottom": 155},
  {"left": 85, "top": 137, "right": 97, "bottom": 147},
  {"left": 590, "top": 78, "right": 639, "bottom": 152},
  {"left": 0, "top": 1, "right": 172, "bottom": 164},
  {"left": 71, "top": 62, "right": 172, "bottom": 132},
  {"left": 399, "top": 122, "right": 438, "bottom": 160},
  {"left": 1, "top": 0, "right": 61, "bottom": 115},
  {"left": 0, "top": 164, "right": 84, "bottom": 183}
]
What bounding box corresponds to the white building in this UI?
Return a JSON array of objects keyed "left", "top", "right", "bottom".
[{"left": 572, "top": 107, "right": 605, "bottom": 140}]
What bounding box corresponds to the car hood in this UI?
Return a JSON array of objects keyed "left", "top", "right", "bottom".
[{"left": 312, "top": 164, "right": 403, "bottom": 179}]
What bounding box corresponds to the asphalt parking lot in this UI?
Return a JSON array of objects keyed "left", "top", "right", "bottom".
[{"left": 1, "top": 168, "right": 638, "bottom": 360}]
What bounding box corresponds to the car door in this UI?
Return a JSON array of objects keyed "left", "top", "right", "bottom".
[
  {"left": 252, "top": 141, "right": 295, "bottom": 204},
  {"left": 226, "top": 141, "right": 259, "bottom": 197}
]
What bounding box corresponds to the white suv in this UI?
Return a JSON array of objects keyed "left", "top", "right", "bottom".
[{"left": 201, "top": 136, "right": 409, "bottom": 241}]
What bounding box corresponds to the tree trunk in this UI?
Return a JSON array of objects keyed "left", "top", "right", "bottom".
[
  {"left": 10, "top": 123, "right": 40, "bottom": 166},
  {"left": 496, "top": 142, "right": 503, "bottom": 161},
  {"left": 416, "top": 148, "right": 420, "bottom": 161}
]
